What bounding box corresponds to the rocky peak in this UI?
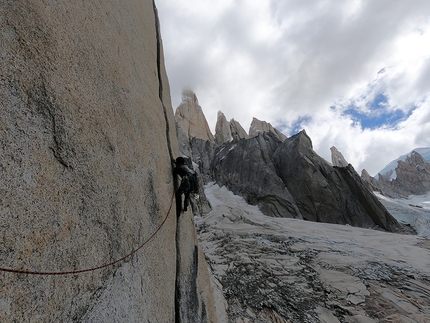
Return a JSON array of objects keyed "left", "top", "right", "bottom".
[
  {"left": 249, "top": 117, "right": 287, "bottom": 141},
  {"left": 284, "top": 129, "right": 312, "bottom": 153},
  {"left": 394, "top": 150, "right": 430, "bottom": 195},
  {"left": 229, "top": 118, "right": 249, "bottom": 140},
  {"left": 175, "top": 90, "right": 215, "bottom": 143},
  {"left": 368, "top": 149, "right": 430, "bottom": 198},
  {"left": 206, "top": 128, "right": 407, "bottom": 233},
  {"left": 214, "top": 112, "right": 250, "bottom": 145},
  {"left": 210, "top": 132, "right": 302, "bottom": 218},
  {"left": 408, "top": 150, "right": 429, "bottom": 168},
  {"left": 330, "top": 146, "right": 349, "bottom": 167},
  {"left": 361, "top": 168, "right": 373, "bottom": 183},
  {"left": 272, "top": 131, "right": 406, "bottom": 232},
  {"left": 214, "top": 111, "right": 232, "bottom": 145}
]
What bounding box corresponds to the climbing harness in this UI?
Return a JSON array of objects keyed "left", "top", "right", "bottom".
[{"left": 0, "top": 190, "right": 175, "bottom": 275}]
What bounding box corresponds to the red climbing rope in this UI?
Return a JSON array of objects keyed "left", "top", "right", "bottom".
[{"left": 0, "top": 190, "right": 176, "bottom": 275}]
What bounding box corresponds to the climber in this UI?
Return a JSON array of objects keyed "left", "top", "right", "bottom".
[{"left": 172, "top": 157, "right": 197, "bottom": 217}]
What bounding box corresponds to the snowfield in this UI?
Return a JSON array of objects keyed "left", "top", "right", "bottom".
[
  {"left": 376, "top": 191, "right": 430, "bottom": 237},
  {"left": 196, "top": 183, "right": 430, "bottom": 323}
]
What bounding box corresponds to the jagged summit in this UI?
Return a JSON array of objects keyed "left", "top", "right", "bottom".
[
  {"left": 214, "top": 111, "right": 249, "bottom": 145},
  {"left": 214, "top": 111, "right": 232, "bottom": 145},
  {"left": 249, "top": 117, "right": 287, "bottom": 142},
  {"left": 377, "top": 147, "right": 430, "bottom": 179},
  {"left": 229, "top": 118, "right": 249, "bottom": 141},
  {"left": 330, "top": 146, "right": 349, "bottom": 167},
  {"left": 204, "top": 128, "right": 408, "bottom": 233},
  {"left": 175, "top": 90, "right": 215, "bottom": 143},
  {"left": 174, "top": 91, "right": 286, "bottom": 148},
  {"left": 361, "top": 148, "right": 430, "bottom": 198},
  {"left": 173, "top": 93, "right": 425, "bottom": 322}
]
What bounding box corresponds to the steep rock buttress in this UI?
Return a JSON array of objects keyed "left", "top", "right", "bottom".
[{"left": 0, "top": 1, "right": 218, "bottom": 322}]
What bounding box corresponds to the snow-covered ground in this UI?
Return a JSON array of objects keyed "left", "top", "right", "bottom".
[
  {"left": 376, "top": 191, "right": 430, "bottom": 237},
  {"left": 196, "top": 183, "right": 430, "bottom": 323}
]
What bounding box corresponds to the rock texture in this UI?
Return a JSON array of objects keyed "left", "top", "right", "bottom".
[
  {"left": 208, "top": 129, "right": 408, "bottom": 232},
  {"left": 175, "top": 90, "right": 215, "bottom": 144},
  {"left": 176, "top": 212, "right": 220, "bottom": 322},
  {"left": 190, "top": 138, "right": 218, "bottom": 180},
  {"left": 393, "top": 151, "right": 430, "bottom": 194},
  {"left": 172, "top": 91, "right": 408, "bottom": 232},
  {"left": 214, "top": 113, "right": 249, "bottom": 145},
  {"left": 249, "top": 117, "right": 287, "bottom": 141},
  {"left": 197, "top": 183, "right": 430, "bottom": 323},
  {"left": 273, "top": 131, "right": 408, "bottom": 232},
  {"left": 330, "top": 146, "right": 349, "bottom": 167},
  {"left": 364, "top": 150, "right": 430, "bottom": 198},
  {"left": 0, "top": 1, "right": 218, "bottom": 322},
  {"left": 361, "top": 169, "right": 379, "bottom": 188},
  {"left": 229, "top": 118, "right": 249, "bottom": 141},
  {"left": 377, "top": 147, "right": 430, "bottom": 179},
  {"left": 211, "top": 132, "right": 302, "bottom": 218},
  {"left": 214, "top": 111, "right": 232, "bottom": 145}
]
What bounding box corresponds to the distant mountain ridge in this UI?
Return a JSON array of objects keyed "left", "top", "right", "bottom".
[
  {"left": 175, "top": 90, "right": 287, "bottom": 151},
  {"left": 175, "top": 91, "right": 411, "bottom": 234},
  {"left": 377, "top": 147, "right": 430, "bottom": 179},
  {"left": 360, "top": 148, "right": 430, "bottom": 198}
]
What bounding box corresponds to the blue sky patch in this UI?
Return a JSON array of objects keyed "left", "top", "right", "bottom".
[
  {"left": 289, "top": 116, "right": 312, "bottom": 135},
  {"left": 342, "top": 104, "right": 415, "bottom": 130},
  {"left": 339, "top": 92, "right": 415, "bottom": 129},
  {"left": 344, "top": 108, "right": 407, "bottom": 129},
  {"left": 369, "top": 92, "right": 388, "bottom": 110}
]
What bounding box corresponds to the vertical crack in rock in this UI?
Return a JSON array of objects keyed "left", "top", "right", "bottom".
[
  {"left": 152, "top": 0, "right": 174, "bottom": 164},
  {"left": 152, "top": 2, "right": 179, "bottom": 321},
  {"left": 188, "top": 245, "right": 200, "bottom": 321},
  {"left": 175, "top": 225, "right": 181, "bottom": 323}
]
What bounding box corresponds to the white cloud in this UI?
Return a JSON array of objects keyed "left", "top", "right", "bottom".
[{"left": 157, "top": 0, "right": 430, "bottom": 176}]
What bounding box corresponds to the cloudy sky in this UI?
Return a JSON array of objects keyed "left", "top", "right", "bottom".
[{"left": 156, "top": 0, "right": 430, "bottom": 176}]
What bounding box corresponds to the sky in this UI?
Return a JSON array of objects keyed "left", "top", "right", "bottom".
[{"left": 156, "top": 0, "right": 430, "bottom": 176}]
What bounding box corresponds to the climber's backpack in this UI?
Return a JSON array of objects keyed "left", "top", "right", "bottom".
[{"left": 181, "top": 172, "right": 199, "bottom": 194}]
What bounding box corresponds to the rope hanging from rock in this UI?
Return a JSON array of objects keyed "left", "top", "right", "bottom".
[{"left": 0, "top": 190, "right": 175, "bottom": 275}]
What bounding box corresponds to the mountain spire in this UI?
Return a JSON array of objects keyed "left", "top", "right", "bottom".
[{"left": 174, "top": 90, "right": 215, "bottom": 142}]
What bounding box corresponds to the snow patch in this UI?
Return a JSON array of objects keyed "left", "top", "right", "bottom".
[
  {"left": 375, "top": 192, "right": 430, "bottom": 237},
  {"left": 192, "top": 161, "right": 199, "bottom": 172},
  {"left": 378, "top": 147, "right": 430, "bottom": 177}
]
